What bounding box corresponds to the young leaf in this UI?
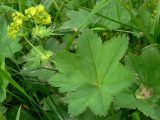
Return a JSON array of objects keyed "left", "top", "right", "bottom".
[
  {"left": 50, "top": 30, "right": 135, "bottom": 116},
  {"left": 22, "top": 46, "right": 52, "bottom": 69}
]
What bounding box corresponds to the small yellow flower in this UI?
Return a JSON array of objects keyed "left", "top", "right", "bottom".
[
  {"left": 25, "top": 7, "right": 36, "bottom": 16},
  {"left": 8, "top": 12, "right": 24, "bottom": 38},
  {"left": 25, "top": 4, "right": 52, "bottom": 25},
  {"left": 12, "top": 12, "right": 24, "bottom": 19},
  {"left": 8, "top": 25, "right": 17, "bottom": 38},
  {"left": 36, "top": 5, "right": 45, "bottom": 13},
  {"left": 15, "top": 19, "right": 23, "bottom": 26},
  {"left": 42, "top": 14, "right": 52, "bottom": 24}
]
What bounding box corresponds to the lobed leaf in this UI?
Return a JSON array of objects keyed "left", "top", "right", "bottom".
[
  {"left": 50, "top": 30, "right": 135, "bottom": 116},
  {"left": 115, "top": 45, "right": 160, "bottom": 120}
]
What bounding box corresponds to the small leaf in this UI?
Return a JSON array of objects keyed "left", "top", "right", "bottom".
[
  {"left": 32, "top": 26, "right": 53, "bottom": 39},
  {"left": 23, "top": 46, "right": 52, "bottom": 69}
]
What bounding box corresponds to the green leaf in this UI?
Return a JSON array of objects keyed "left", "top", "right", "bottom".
[
  {"left": 21, "top": 68, "right": 55, "bottom": 82},
  {"left": 98, "top": 0, "right": 134, "bottom": 29},
  {"left": 115, "top": 45, "right": 160, "bottom": 120},
  {"left": 62, "top": 0, "right": 135, "bottom": 30},
  {"left": 0, "top": 18, "right": 22, "bottom": 58},
  {"left": 23, "top": 46, "right": 52, "bottom": 69},
  {"left": 133, "top": 8, "right": 156, "bottom": 35},
  {"left": 46, "top": 37, "right": 65, "bottom": 52},
  {"left": 0, "top": 17, "right": 22, "bottom": 102},
  {"left": 0, "top": 88, "right": 6, "bottom": 103},
  {"left": 125, "top": 45, "right": 160, "bottom": 100},
  {"left": 0, "top": 55, "right": 7, "bottom": 102},
  {"left": 76, "top": 110, "right": 106, "bottom": 120},
  {"left": 115, "top": 92, "right": 160, "bottom": 120},
  {"left": 50, "top": 30, "right": 135, "bottom": 116},
  {"left": 32, "top": 26, "right": 53, "bottom": 39},
  {"left": 15, "top": 106, "right": 21, "bottom": 120},
  {"left": 62, "top": 9, "right": 95, "bottom": 29}
]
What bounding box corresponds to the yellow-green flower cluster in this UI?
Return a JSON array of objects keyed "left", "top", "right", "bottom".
[
  {"left": 7, "top": 5, "right": 52, "bottom": 39},
  {"left": 8, "top": 12, "right": 25, "bottom": 38},
  {"left": 25, "top": 5, "right": 51, "bottom": 25}
]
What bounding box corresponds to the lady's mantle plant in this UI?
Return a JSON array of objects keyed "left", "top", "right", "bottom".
[
  {"left": 49, "top": 30, "right": 136, "bottom": 116},
  {"left": 0, "top": 1, "right": 159, "bottom": 119}
]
